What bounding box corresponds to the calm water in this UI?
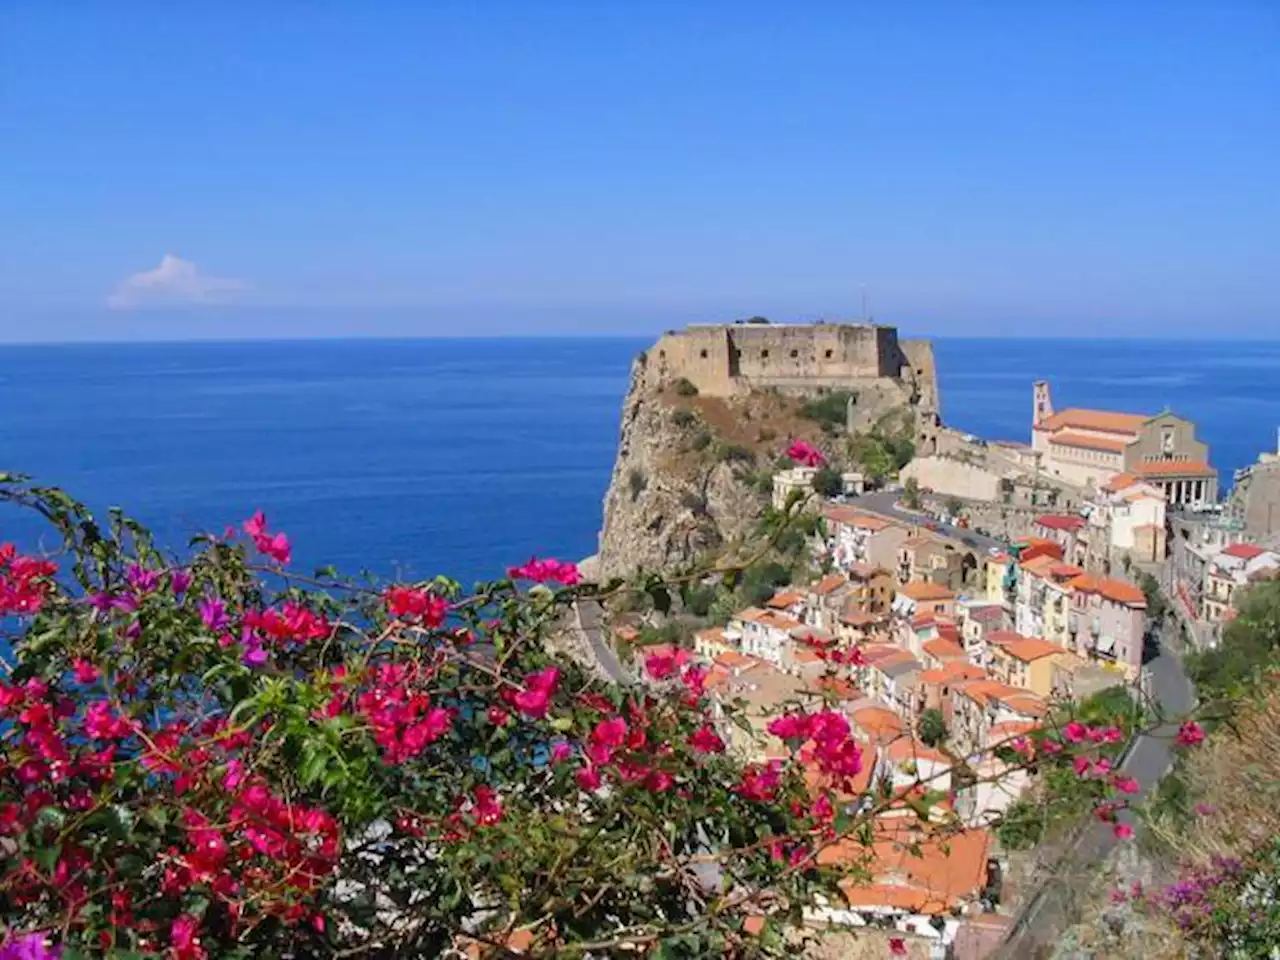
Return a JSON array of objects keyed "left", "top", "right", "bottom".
[{"left": 1, "top": 337, "right": 1277, "bottom": 586}]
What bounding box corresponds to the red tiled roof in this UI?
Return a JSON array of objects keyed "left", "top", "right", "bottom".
[
  {"left": 1003, "top": 637, "right": 1065, "bottom": 662},
  {"left": 923, "top": 638, "right": 966, "bottom": 661},
  {"left": 1068, "top": 574, "right": 1146, "bottom": 606},
  {"left": 810, "top": 573, "right": 849, "bottom": 596},
  {"left": 1102, "top": 472, "right": 1140, "bottom": 493},
  {"left": 766, "top": 590, "right": 805, "bottom": 609},
  {"left": 1036, "top": 514, "right": 1085, "bottom": 532},
  {"left": 1130, "top": 459, "right": 1217, "bottom": 478},
  {"left": 1222, "top": 542, "right": 1266, "bottom": 560},
  {"left": 899, "top": 582, "right": 955, "bottom": 602},
  {"left": 1036, "top": 408, "right": 1149, "bottom": 435},
  {"left": 885, "top": 737, "right": 952, "bottom": 767}
]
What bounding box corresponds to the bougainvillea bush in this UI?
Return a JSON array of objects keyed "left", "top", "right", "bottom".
[{"left": 0, "top": 472, "right": 1184, "bottom": 958}]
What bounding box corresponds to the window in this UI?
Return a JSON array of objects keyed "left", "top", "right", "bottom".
[
  {"left": 761, "top": 349, "right": 769, "bottom": 359},
  {"left": 824, "top": 349, "right": 833, "bottom": 359},
  {"left": 699, "top": 349, "right": 708, "bottom": 359},
  {"left": 790, "top": 349, "right": 799, "bottom": 358}
]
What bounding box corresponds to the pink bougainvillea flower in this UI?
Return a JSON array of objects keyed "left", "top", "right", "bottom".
[
  {"left": 243, "top": 511, "right": 292, "bottom": 566},
  {"left": 506, "top": 557, "right": 581, "bottom": 586},
  {"left": 1113, "top": 823, "right": 1134, "bottom": 840},
  {"left": 1062, "top": 720, "right": 1088, "bottom": 743},
  {"left": 786, "top": 438, "right": 826, "bottom": 468},
  {"left": 170, "top": 913, "right": 206, "bottom": 960},
  {"left": 888, "top": 936, "right": 907, "bottom": 956},
  {"left": 575, "top": 764, "right": 602, "bottom": 791},
  {"left": 1097, "top": 725, "right": 1125, "bottom": 744},
  {"left": 644, "top": 648, "right": 688, "bottom": 680},
  {"left": 1072, "top": 756, "right": 1092, "bottom": 777},
  {"left": 767, "top": 712, "right": 812, "bottom": 742},
  {"left": 383, "top": 586, "right": 448, "bottom": 627},
  {"left": 0, "top": 930, "right": 62, "bottom": 960},
  {"left": 470, "top": 785, "right": 503, "bottom": 826},
  {"left": 1175, "top": 720, "right": 1205, "bottom": 747},
  {"left": 590, "top": 716, "right": 628, "bottom": 749},
  {"left": 169, "top": 568, "right": 192, "bottom": 596},
  {"left": 71, "top": 660, "right": 99, "bottom": 685},
  {"left": 487, "top": 706, "right": 509, "bottom": 727},
  {"left": 513, "top": 667, "right": 560, "bottom": 718},
  {"left": 1112, "top": 776, "right": 1140, "bottom": 795},
  {"left": 680, "top": 664, "right": 709, "bottom": 698},
  {"left": 1194, "top": 803, "right": 1217, "bottom": 816},
  {"left": 1040, "top": 738, "right": 1063, "bottom": 755},
  {"left": 644, "top": 769, "right": 674, "bottom": 793},
  {"left": 689, "top": 725, "right": 725, "bottom": 754},
  {"left": 198, "top": 596, "right": 229, "bottom": 633},
  {"left": 550, "top": 740, "right": 573, "bottom": 764}
]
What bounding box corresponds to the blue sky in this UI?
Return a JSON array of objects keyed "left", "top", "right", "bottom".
[{"left": 1, "top": 2, "right": 1277, "bottom": 341}]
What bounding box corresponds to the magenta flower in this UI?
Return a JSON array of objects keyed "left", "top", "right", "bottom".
[
  {"left": 1175, "top": 720, "right": 1205, "bottom": 747},
  {"left": 0, "top": 930, "right": 61, "bottom": 960},
  {"left": 199, "top": 597, "right": 229, "bottom": 633},
  {"left": 170, "top": 568, "right": 192, "bottom": 596},
  {"left": 125, "top": 563, "right": 160, "bottom": 594},
  {"left": 786, "top": 439, "right": 826, "bottom": 467},
  {"left": 507, "top": 557, "right": 581, "bottom": 586}
]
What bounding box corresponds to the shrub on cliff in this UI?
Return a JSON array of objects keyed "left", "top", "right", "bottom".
[
  {"left": 0, "top": 470, "right": 1207, "bottom": 958},
  {"left": 799, "top": 391, "right": 855, "bottom": 432},
  {"left": 674, "top": 377, "right": 699, "bottom": 397}
]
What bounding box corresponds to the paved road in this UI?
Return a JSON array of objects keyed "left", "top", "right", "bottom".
[
  {"left": 574, "top": 598, "right": 628, "bottom": 683},
  {"left": 845, "top": 490, "right": 1009, "bottom": 556},
  {"left": 998, "top": 620, "right": 1197, "bottom": 956}
]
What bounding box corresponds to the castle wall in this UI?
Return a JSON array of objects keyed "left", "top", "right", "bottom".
[{"left": 647, "top": 322, "right": 906, "bottom": 397}]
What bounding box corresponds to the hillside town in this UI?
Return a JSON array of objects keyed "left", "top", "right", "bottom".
[{"left": 601, "top": 379, "right": 1280, "bottom": 958}]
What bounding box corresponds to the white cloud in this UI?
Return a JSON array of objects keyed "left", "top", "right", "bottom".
[{"left": 107, "top": 254, "right": 245, "bottom": 309}]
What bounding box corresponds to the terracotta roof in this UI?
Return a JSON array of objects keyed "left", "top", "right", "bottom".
[
  {"left": 1036, "top": 514, "right": 1086, "bottom": 532},
  {"left": 735, "top": 608, "right": 803, "bottom": 631},
  {"left": 1048, "top": 562, "right": 1084, "bottom": 579},
  {"left": 1130, "top": 459, "right": 1216, "bottom": 478},
  {"left": 791, "top": 648, "right": 824, "bottom": 665},
  {"left": 1018, "top": 542, "right": 1064, "bottom": 564},
  {"left": 713, "top": 651, "right": 756, "bottom": 669},
  {"left": 1036, "top": 408, "right": 1149, "bottom": 435},
  {"left": 1020, "top": 554, "right": 1060, "bottom": 577},
  {"left": 1068, "top": 574, "right": 1146, "bottom": 607},
  {"left": 1101, "top": 472, "right": 1140, "bottom": 492},
  {"left": 918, "top": 669, "right": 949, "bottom": 684},
  {"left": 1049, "top": 431, "right": 1129, "bottom": 454},
  {"left": 852, "top": 706, "right": 905, "bottom": 742},
  {"left": 885, "top": 737, "right": 952, "bottom": 767},
  {"left": 822, "top": 822, "right": 991, "bottom": 915},
  {"left": 987, "top": 720, "right": 1041, "bottom": 742},
  {"left": 1002, "top": 637, "right": 1064, "bottom": 662},
  {"left": 965, "top": 604, "right": 1005, "bottom": 624},
  {"left": 766, "top": 590, "right": 805, "bottom": 609},
  {"left": 944, "top": 662, "right": 987, "bottom": 682},
  {"left": 1222, "top": 542, "right": 1266, "bottom": 560},
  {"left": 923, "top": 637, "right": 966, "bottom": 661},
  {"left": 1002, "top": 694, "right": 1048, "bottom": 717},
  {"left": 695, "top": 626, "right": 728, "bottom": 646},
  {"left": 840, "top": 609, "right": 883, "bottom": 627},
  {"left": 810, "top": 573, "right": 849, "bottom": 597},
  {"left": 824, "top": 505, "right": 894, "bottom": 530},
  {"left": 898, "top": 582, "right": 955, "bottom": 602}
]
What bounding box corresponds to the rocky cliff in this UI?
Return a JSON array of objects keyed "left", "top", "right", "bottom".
[{"left": 595, "top": 329, "right": 937, "bottom": 581}]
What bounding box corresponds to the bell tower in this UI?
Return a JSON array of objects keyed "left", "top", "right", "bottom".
[{"left": 1033, "top": 380, "right": 1053, "bottom": 429}]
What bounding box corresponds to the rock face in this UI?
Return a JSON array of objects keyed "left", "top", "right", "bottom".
[
  {"left": 595, "top": 324, "right": 938, "bottom": 581},
  {"left": 595, "top": 357, "right": 760, "bottom": 581}
]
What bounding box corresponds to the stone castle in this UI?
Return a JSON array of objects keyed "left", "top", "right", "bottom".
[{"left": 644, "top": 320, "right": 940, "bottom": 433}]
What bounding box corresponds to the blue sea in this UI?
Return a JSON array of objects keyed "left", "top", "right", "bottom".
[{"left": 2, "top": 337, "right": 1278, "bottom": 587}]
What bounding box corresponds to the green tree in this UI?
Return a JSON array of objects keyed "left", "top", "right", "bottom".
[
  {"left": 812, "top": 467, "right": 842, "bottom": 498},
  {"left": 903, "top": 477, "right": 922, "bottom": 510},
  {"left": 944, "top": 496, "right": 964, "bottom": 519},
  {"left": 1138, "top": 572, "right": 1167, "bottom": 621},
  {"left": 1187, "top": 579, "right": 1280, "bottom": 702},
  {"left": 918, "top": 708, "right": 947, "bottom": 747}
]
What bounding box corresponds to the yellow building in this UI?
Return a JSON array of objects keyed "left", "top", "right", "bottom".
[
  {"left": 989, "top": 635, "right": 1066, "bottom": 697},
  {"left": 983, "top": 553, "right": 1013, "bottom": 604}
]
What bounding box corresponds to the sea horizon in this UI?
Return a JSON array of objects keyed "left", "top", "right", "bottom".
[{"left": 3, "top": 336, "right": 1278, "bottom": 588}]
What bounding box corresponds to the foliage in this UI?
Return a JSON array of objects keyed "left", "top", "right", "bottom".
[
  {"left": 674, "top": 378, "right": 699, "bottom": 398},
  {"left": 917, "top": 708, "right": 946, "bottom": 747},
  {"left": 682, "top": 582, "right": 719, "bottom": 618},
  {"left": 811, "top": 467, "right": 842, "bottom": 499},
  {"left": 0, "top": 470, "right": 1209, "bottom": 959},
  {"left": 671, "top": 408, "right": 699, "bottom": 429},
  {"left": 690, "top": 428, "right": 713, "bottom": 452},
  {"left": 996, "top": 798, "right": 1045, "bottom": 851},
  {"left": 1187, "top": 580, "right": 1280, "bottom": 703},
  {"left": 716, "top": 442, "right": 755, "bottom": 465},
  {"left": 902, "top": 477, "right": 922, "bottom": 510},
  {"left": 943, "top": 496, "right": 964, "bottom": 519},
  {"left": 628, "top": 467, "right": 648, "bottom": 501},
  {"left": 1139, "top": 572, "right": 1167, "bottom": 621},
  {"left": 740, "top": 562, "right": 794, "bottom": 607},
  {"left": 799, "top": 392, "right": 855, "bottom": 432}
]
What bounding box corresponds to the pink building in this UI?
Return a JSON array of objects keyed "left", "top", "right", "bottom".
[{"left": 1066, "top": 574, "right": 1147, "bottom": 678}]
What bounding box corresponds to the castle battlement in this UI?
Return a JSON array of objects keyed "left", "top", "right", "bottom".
[{"left": 646, "top": 320, "right": 932, "bottom": 400}]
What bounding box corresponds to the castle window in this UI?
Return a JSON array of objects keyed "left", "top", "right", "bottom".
[
  {"left": 761, "top": 349, "right": 769, "bottom": 359},
  {"left": 659, "top": 350, "right": 666, "bottom": 360},
  {"left": 824, "top": 349, "right": 833, "bottom": 359},
  {"left": 699, "top": 349, "right": 708, "bottom": 359},
  {"left": 790, "top": 349, "right": 799, "bottom": 359}
]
